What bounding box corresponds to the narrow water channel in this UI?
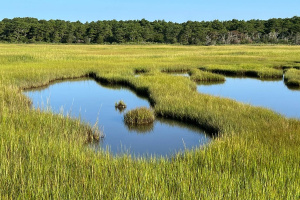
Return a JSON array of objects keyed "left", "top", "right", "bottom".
[
  {"left": 197, "top": 77, "right": 300, "bottom": 119},
  {"left": 24, "top": 79, "right": 210, "bottom": 157}
]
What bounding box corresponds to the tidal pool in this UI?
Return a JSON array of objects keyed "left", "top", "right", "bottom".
[
  {"left": 24, "top": 79, "right": 210, "bottom": 157},
  {"left": 197, "top": 77, "right": 300, "bottom": 119}
]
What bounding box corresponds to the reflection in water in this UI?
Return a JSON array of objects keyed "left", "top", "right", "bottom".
[
  {"left": 115, "top": 106, "right": 126, "bottom": 113},
  {"left": 285, "top": 83, "right": 300, "bottom": 91},
  {"left": 197, "top": 77, "right": 300, "bottom": 119},
  {"left": 125, "top": 123, "right": 154, "bottom": 134},
  {"left": 197, "top": 81, "right": 225, "bottom": 86},
  {"left": 24, "top": 79, "right": 211, "bottom": 157}
]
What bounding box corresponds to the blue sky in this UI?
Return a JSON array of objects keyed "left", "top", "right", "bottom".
[{"left": 1, "top": 0, "right": 299, "bottom": 22}]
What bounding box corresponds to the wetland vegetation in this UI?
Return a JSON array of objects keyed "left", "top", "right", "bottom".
[
  {"left": 124, "top": 107, "right": 155, "bottom": 125},
  {"left": 285, "top": 68, "right": 300, "bottom": 87},
  {"left": 189, "top": 68, "right": 226, "bottom": 82},
  {"left": 115, "top": 100, "right": 127, "bottom": 110},
  {"left": 24, "top": 79, "right": 209, "bottom": 156},
  {"left": 1, "top": 44, "right": 300, "bottom": 199},
  {"left": 197, "top": 76, "right": 300, "bottom": 119}
]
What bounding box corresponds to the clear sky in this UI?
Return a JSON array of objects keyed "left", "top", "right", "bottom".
[{"left": 1, "top": 0, "right": 299, "bottom": 23}]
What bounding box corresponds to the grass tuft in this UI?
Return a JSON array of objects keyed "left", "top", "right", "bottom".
[
  {"left": 124, "top": 107, "right": 155, "bottom": 125},
  {"left": 115, "top": 100, "right": 127, "bottom": 108}
]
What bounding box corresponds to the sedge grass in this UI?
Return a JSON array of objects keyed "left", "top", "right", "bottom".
[{"left": 0, "top": 44, "right": 300, "bottom": 199}]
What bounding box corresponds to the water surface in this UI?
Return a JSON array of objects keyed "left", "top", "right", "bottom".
[
  {"left": 24, "top": 79, "right": 210, "bottom": 157},
  {"left": 197, "top": 77, "right": 300, "bottom": 118},
  {"left": 163, "top": 72, "right": 190, "bottom": 77}
]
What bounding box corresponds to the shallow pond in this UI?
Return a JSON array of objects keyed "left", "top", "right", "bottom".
[
  {"left": 197, "top": 77, "right": 300, "bottom": 119},
  {"left": 24, "top": 79, "right": 210, "bottom": 157}
]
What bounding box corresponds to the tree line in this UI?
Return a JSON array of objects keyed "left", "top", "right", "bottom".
[{"left": 0, "top": 17, "right": 299, "bottom": 45}]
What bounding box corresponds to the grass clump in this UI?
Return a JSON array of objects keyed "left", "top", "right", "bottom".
[
  {"left": 284, "top": 68, "right": 300, "bottom": 87},
  {"left": 86, "top": 121, "right": 104, "bottom": 142},
  {"left": 124, "top": 107, "right": 155, "bottom": 125},
  {"left": 189, "top": 68, "right": 225, "bottom": 82},
  {"left": 115, "top": 100, "right": 127, "bottom": 109},
  {"left": 86, "top": 125, "right": 104, "bottom": 142}
]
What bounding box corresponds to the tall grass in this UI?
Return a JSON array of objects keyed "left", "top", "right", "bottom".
[{"left": 0, "top": 44, "right": 300, "bottom": 199}]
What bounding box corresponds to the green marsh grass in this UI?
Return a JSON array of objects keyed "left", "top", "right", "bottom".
[
  {"left": 0, "top": 44, "right": 300, "bottom": 199},
  {"left": 115, "top": 100, "right": 127, "bottom": 109},
  {"left": 284, "top": 68, "right": 300, "bottom": 88},
  {"left": 124, "top": 107, "right": 155, "bottom": 125},
  {"left": 189, "top": 68, "right": 225, "bottom": 82}
]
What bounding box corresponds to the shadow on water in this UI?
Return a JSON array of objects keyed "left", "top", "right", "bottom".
[
  {"left": 197, "top": 76, "right": 300, "bottom": 119},
  {"left": 224, "top": 74, "right": 283, "bottom": 82},
  {"left": 285, "top": 84, "right": 300, "bottom": 91},
  {"left": 24, "top": 78, "right": 211, "bottom": 157},
  {"left": 94, "top": 80, "right": 151, "bottom": 103}
]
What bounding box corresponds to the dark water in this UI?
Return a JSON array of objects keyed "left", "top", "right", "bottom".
[
  {"left": 197, "top": 77, "right": 300, "bottom": 119},
  {"left": 24, "top": 79, "right": 210, "bottom": 157}
]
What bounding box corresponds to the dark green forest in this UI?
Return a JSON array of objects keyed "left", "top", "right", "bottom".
[{"left": 0, "top": 17, "right": 299, "bottom": 45}]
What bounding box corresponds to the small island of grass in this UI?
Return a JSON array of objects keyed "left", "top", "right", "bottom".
[
  {"left": 115, "top": 100, "right": 127, "bottom": 109},
  {"left": 124, "top": 107, "right": 155, "bottom": 125}
]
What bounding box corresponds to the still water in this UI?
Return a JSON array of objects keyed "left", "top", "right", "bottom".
[
  {"left": 197, "top": 77, "right": 300, "bottom": 119},
  {"left": 24, "top": 79, "right": 210, "bottom": 157}
]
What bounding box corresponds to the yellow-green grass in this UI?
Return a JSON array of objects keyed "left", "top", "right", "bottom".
[
  {"left": 1, "top": 44, "right": 300, "bottom": 199},
  {"left": 189, "top": 68, "right": 225, "bottom": 82},
  {"left": 285, "top": 68, "right": 300, "bottom": 88},
  {"left": 124, "top": 107, "right": 155, "bottom": 125}
]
